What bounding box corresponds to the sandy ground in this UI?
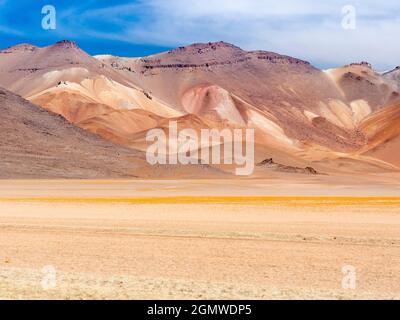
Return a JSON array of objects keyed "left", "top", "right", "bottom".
[{"left": 0, "top": 180, "right": 400, "bottom": 300}]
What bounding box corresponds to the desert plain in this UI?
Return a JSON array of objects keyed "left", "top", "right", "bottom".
[{"left": 0, "top": 178, "right": 399, "bottom": 300}]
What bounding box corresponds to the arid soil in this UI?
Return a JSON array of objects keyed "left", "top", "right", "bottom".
[{"left": 0, "top": 180, "right": 399, "bottom": 300}]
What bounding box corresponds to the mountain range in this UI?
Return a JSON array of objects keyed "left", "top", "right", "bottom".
[{"left": 1, "top": 40, "right": 399, "bottom": 178}]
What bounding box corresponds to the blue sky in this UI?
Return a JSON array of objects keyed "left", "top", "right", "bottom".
[{"left": 1, "top": 0, "right": 400, "bottom": 70}]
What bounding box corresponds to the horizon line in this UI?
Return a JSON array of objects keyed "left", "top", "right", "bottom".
[{"left": 2, "top": 39, "right": 399, "bottom": 73}]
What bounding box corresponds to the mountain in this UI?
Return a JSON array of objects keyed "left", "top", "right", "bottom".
[
  {"left": 0, "top": 87, "right": 227, "bottom": 178},
  {"left": 0, "top": 40, "right": 180, "bottom": 122},
  {"left": 383, "top": 66, "right": 400, "bottom": 91},
  {"left": 96, "top": 42, "right": 400, "bottom": 170},
  {"left": 0, "top": 87, "right": 141, "bottom": 178},
  {"left": 325, "top": 62, "right": 399, "bottom": 111},
  {"left": 1, "top": 40, "right": 400, "bottom": 176},
  {"left": 359, "top": 101, "right": 400, "bottom": 167}
]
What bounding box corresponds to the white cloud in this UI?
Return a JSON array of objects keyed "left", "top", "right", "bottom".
[{"left": 140, "top": 0, "right": 399, "bottom": 18}]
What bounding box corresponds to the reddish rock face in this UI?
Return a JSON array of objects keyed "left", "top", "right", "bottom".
[{"left": 53, "top": 40, "right": 79, "bottom": 49}]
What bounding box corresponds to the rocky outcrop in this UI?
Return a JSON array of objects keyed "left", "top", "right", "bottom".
[
  {"left": 253, "top": 51, "right": 311, "bottom": 66},
  {"left": 0, "top": 44, "right": 37, "bottom": 54},
  {"left": 53, "top": 40, "right": 78, "bottom": 49},
  {"left": 140, "top": 41, "right": 312, "bottom": 72},
  {"left": 346, "top": 61, "right": 373, "bottom": 69},
  {"left": 257, "top": 158, "right": 320, "bottom": 175},
  {"left": 141, "top": 57, "right": 252, "bottom": 70}
]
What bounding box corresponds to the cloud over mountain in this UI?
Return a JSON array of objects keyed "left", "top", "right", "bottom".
[{"left": 1, "top": 0, "right": 400, "bottom": 69}]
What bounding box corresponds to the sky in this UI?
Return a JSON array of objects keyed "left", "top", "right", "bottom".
[{"left": 0, "top": 0, "right": 399, "bottom": 70}]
